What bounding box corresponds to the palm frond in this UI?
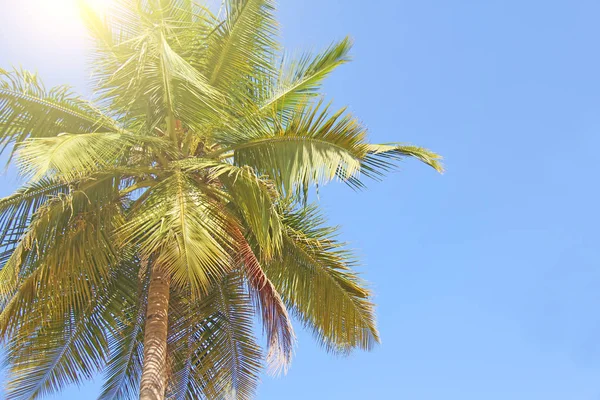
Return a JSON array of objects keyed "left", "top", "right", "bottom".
[
  {"left": 235, "top": 231, "right": 295, "bottom": 374},
  {"left": 216, "top": 101, "right": 368, "bottom": 195},
  {"left": 169, "top": 273, "right": 262, "bottom": 400},
  {"left": 98, "top": 259, "right": 148, "bottom": 400},
  {"left": 346, "top": 143, "right": 444, "bottom": 189},
  {"left": 83, "top": 2, "right": 223, "bottom": 134},
  {"left": 177, "top": 158, "right": 283, "bottom": 259},
  {"left": 259, "top": 37, "right": 352, "bottom": 115},
  {"left": 3, "top": 301, "right": 111, "bottom": 400},
  {"left": 118, "top": 172, "right": 236, "bottom": 296},
  {"left": 0, "top": 68, "right": 119, "bottom": 159},
  {"left": 0, "top": 180, "right": 122, "bottom": 335},
  {"left": 265, "top": 204, "right": 379, "bottom": 353},
  {"left": 0, "top": 178, "right": 68, "bottom": 252},
  {"left": 2, "top": 255, "right": 137, "bottom": 400},
  {"left": 16, "top": 132, "right": 168, "bottom": 181},
  {"left": 158, "top": 32, "right": 225, "bottom": 132},
  {"left": 205, "top": 0, "right": 278, "bottom": 97},
  {"left": 366, "top": 143, "right": 444, "bottom": 173},
  {"left": 165, "top": 289, "right": 209, "bottom": 400}
]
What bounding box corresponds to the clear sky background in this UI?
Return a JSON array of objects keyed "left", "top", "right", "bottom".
[{"left": 1, "top": 0, "right": 600, "bottom": 399}]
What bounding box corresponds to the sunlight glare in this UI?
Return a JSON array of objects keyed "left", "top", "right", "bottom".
[
  {"left": 27, "top": 0, "right": 113, "bottom": 42},
  {"left": 84, "top": 0, "right": 113, "bottom": 14}
]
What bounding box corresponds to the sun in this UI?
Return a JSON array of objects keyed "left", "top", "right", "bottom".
[{"left": 27, "top": 0, "right": 113, "bottom": 40}]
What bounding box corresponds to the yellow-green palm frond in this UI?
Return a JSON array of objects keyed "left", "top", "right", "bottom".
[
  {"left": 215, "top": 100, "right": 368, "bottom": 195},
  {"left": 0, "top": 182, "right": 123, "bottom": 338},
  {"left": 1, "top": 191, "right": 132, "bottom": 399},
  {"left": 0, "top": 68, "right": 118, "bottom": 159},
  {"left": 3, "top": 256, "right": 141, "bottom": 400},
  {"left": 0, "top": 178, "right": 69, "bottom": 253},
  {"left": 177, "top": 158, "right": 284, "bottom": 260},
  {"left": 157, "top": 33, "right": 227, "bottom": 130},
  {"left": 235, "top": 231, "right": 295, "bottom": 374},
  {"left": 165, "top": 290, "right": 210, "bottom": 400},
  {"left": 259, "top": 37, "right": 353, "bottom": 116},
  {"left": 346, "top": 143, "right": 444, "bottom": 189},
  {"left": 3, "top": 299, "right": 112, "bottom": 400},
  {"left": 168, "top": 273, "right": 262, "bottom": 400},
  {"left": 90, "top": 31, "right": 220, "bottom": 131},
  {"left": 98, "top": 260, "right": 149, "bottom": 400},
  {"left": 15, "top": 132, "right": 169, "bottom": 182},
  {"left": 118, "top": 172, "right": 237, "bottom": 296},
  {"left": 265, "top": 204, "right": 379, "bottom": 354},
  {"left": 205, "top": 0, "right": 278, "bottom": 97},
  {"left": 80, "top": 2, "right": 222, "bottom": 132}
]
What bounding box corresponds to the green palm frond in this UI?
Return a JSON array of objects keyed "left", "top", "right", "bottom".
[
  {"left": 259, "top": 37, "right": 353, "bottom": 115},
  {"left": 0, "top": 68, "right": 118, "bottom": 159},
  {"left": 205, "top": 0, "right": 278, "bottom": 95},
  {"left": 235, "top": 231, "right": 295, "bottom": 373},
  {"left": 365, "top": 143, "right": 444, "bottom": 173},
  {"left": 4, "top": 300, "right": 111, "bottom": 400},
  {"left": 3, "top": 256, "right": 138, "bottom": 400},
  {"left": 118, "top": 172, "right": 236, "bottom": 296},
  {"left": 99, "top": 260, "right": 148, "bottom": 400},
  {"left": 158, "top": 33, "right": 224, "bottom": 123},
  {"left": 1, "top": 243, "right": 131, "bottom": 400},
  {"left": 0, "top": 178, "right": 122, "bottom": 331},
  {"left": 177, "top": 158, "right": 284, "bottom": 259},
  {"left": 215, "top": 101, "right": 368, "bottom": 195},
  {"left": 15, "top": 132, "right": 168, "bottom": 181},
  {"left": 346, "top": 143, "right": 444, "bottom": 189},
  {"left": 0, "top": 227, "right": 117, "bottom": 341},
  {"left": 165, "top": 290, "right": 208, "bottom": 400},
  {"left": 266, "top": 204, "right": 379, "bottom": 354},
  {"left": 0, "top": 178, "right": 68, "bottom": 248},
  {"left": 83, "top": 1, "right": 223, "bottom": 133},
  {"left": 168, "top": 274, "right": 262, "bottom": 400}
]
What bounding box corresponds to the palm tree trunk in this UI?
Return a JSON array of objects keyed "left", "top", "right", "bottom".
[{"left": 139, "top": 264, "right": 171, "bottom": 400}]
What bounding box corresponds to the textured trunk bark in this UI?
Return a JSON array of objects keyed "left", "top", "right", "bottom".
[{"left": 139, "top": 265, "right": 171, "bottom": 400}]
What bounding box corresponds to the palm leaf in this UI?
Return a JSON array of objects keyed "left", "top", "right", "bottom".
[
  {"left": 98, "top": 259, "right": 148, "bottom": 400},
  {"left": 0, "top": 180, "right": 122, "bottom": 335},
  {"left": 0, "top": 178, "right": 68, "bottom": 252},
  {"left": 216, "top": 101, "right": 368, "bottom": 195},
  {"left": 346, "top": 143, "right": 444, "bottom": 189},
  {"left": 170, "top": 273, "right": 262, "bottom": 400},
  {"left": 205, "top": 0, "right": 278, "bottom": 96},
  {"left": 3, "top": 286, "right": 114, "bottom": 400},
  {"left": 0, "top": 68, "right": 118, "bottom": 159},
  {"left": 177, "top": 158, "right": 284, "bottom": 259},
  {"left": 118, "top": 172, "right": 237, "bottom": 296},
  {"left": 265, "top": 204, "right": 379, "bottom": 353},
  {"left": 158, "top": 33, "right": 225, "bottom": 132},
  {"left": 235, "top": 230, "right": 295, "bottom": 374},
  {"left": 259, "top": 37, "right": 353, "bottom": 115},
  {"left": 16, "top": 132, "right": 168, "bottom": 181}
]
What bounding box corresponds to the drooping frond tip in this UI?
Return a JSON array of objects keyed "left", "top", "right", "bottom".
[
  {"left": 367, "top": 143, "right": 444, "bottom": 173},
  {"left": 344, "top": 143, "right": 443, "bottom": 189}
]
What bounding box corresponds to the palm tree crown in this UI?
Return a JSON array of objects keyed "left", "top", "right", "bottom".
[{"left": 0, "top": 1, "right": 442, "bottom": 399}]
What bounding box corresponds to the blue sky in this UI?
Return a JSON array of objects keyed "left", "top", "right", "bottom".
[{"left": 1, "top": 0, "right": 600, "bottom": 399}]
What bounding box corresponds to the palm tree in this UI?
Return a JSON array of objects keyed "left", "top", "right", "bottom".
[{"left": 0, "top": 1, "right": 442, "bottom": 399}]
